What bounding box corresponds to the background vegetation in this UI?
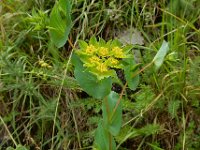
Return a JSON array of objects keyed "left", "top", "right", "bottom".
[{"left": 0, "top": 0, "right": 200, "bottom": 149}]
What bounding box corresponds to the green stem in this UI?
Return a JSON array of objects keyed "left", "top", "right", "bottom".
[
  {"left": 104, "top": 96, "right": 110, "bottom": 120},
  {"left": 104, "top": 96, "right": 112, "bottom": 150},
  {"left": 110, "top": 61, "right": 154, "bottom": 121}
]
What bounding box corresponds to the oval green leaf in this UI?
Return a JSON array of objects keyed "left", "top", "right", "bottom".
[
  {"left": 123, "top": 58, "right": 140, "bottom": 90},
  {"left": 49, "top": 0, "right": 72, "bottom": 48},
  {"left": 153, "top": 40, "right": 169, "bottom": 70}
]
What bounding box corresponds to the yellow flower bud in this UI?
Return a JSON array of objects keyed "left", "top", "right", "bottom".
[
  {"left": 89, "top": 56, "right": 100, "bottom": 64},
  {"left": 112, "top": 47, "right": 124, "bottom": 58},
  {"left": 97, "top": 63, "right": 108, "bottom": 73},
  {"left": 108, "top": 57, "right": 118, "bottom": 66},
  {"left": 98, "top": 47, "right": 109, "bottom": 56},
  {"left": 85, "top": 45, "right": 96, "bottom": 54}
]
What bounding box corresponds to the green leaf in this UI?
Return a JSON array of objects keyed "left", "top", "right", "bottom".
[
  {"left": 139, "top": 124, "right": 161, "bottom": 136},
  {"left": 89, "top": 68, "right": 116, "bottom": 81},
  {"left": 6, "top": 145, "right": 28, "bottom": 150},
  {"left": 147, "top": 143, "right": 164, "bottom": 150},
  {"left": 72, "top": 53, "right": 112, "bottom": 99},
  {"left": 16, "top": 146, "right": 28, "bottom": 150},
  {"left": 111, "top": 39, "right": 122, "bottom": 47},
  {"left": 133, "top": 85, "right": 155, "bottom": 112},
  {"left": 99, "top": 38, "right": 106, "bottom": 45},
  {"left": 123, "top": 44, "right": 134, "bottom": 54},
  {"left": 116, "top": 125, "right": 140, "bottom": 143},
  {"left": 89, "top": 36, "right": 98, "bottom": 46},
  {"left": 153, "top": 40, "right": 169, "bottom": 70},
  {"left": 94, "top": 121, "right": 116, "bottom": 150},
  {"left": 49, "top": 0, "right": 72, "bottom": 48},
  {"left": 168, "top": 100, "right": 180, "bottom": 119},
  {"left": 71, "top": 52, "right": 83, "bottom": 70},
  {"left": 78, "top": 40, "right": 88, "bottom": 49},
  {"left": 102, "top": 91, "right": 122, "bottom": 136},
  {"left": 74, "top": 69, "right": 112, "bottom": 99},
  {"left": 123, "top": 58, "right": 139, "bottom": 90}
]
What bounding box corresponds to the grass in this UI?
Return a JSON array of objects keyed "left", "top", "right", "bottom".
[{"left": 0, "top": 0, "right": 200, "bottom": 149}]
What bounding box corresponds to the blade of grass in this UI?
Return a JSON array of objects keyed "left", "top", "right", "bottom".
[{"left": 0, "top": 115, "right": 17, "bottom": 147}]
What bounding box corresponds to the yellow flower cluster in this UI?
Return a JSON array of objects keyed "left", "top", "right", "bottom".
[
  {"left": 107, "top": 57, "right": 119, "bottom": 66},
  {"left": 98, "top": 47, "right": 109, "bottom": 57},
  {"left": 84, "top": 44, "right": 123, "bottom": 72},
  {"left": 87, "top": 56, "right": 109, "bottom": 72},
  {"left": 76, "top": 39, "right": 129, "bottom": 80},
  {"left": 85, "top": 45, "right": 96, "bottom": 54},
  {"left": 112, "top": 47, "right": 124, "bottom": 58},
  {"left": 97, "top": 63, "right": 108, "bottom": 73},
  {"left": 89, "top": 56, "right": 100, "bottom": 63}
]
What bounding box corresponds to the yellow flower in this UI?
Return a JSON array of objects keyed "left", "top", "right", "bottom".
[
  {"left": 97, "top": 63, "right": 108, "bottom": 73},
  {"left": 89, "top": 56, "right": 100, "bottom": 64},
  {"left": 76, "top": 38, "right": 129, "bottom": 80},
  {"left": 83, "top": 56, "right": 99, "bottom": 68},
  {"left": 85, "top": 45, "right": 96, "bottom": 54},
  {"left": 107, "top": 57, "right": 118, "bottom": 66},
  {"left": 112, "top": 47, "right": 124, "bottom": 58},
  {"left": 98, "top": 47, "right": 109, "bottom": 57}
]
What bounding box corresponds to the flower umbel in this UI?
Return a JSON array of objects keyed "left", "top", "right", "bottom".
[
  {"left": 85, "top": 45, "right": 96, "bottom": 55},
  {"left": 97, "top": 63, "right": 108, "bottom": 73},
  {"left": 76, "top": 38, "right": 132, "bottom": 80},
  {"left": 98, "top": 47, "right": 109, "bottom": 57},
  {"left": 107, "top": 57, "right": 119, "bottom": 67},
  {"left": 112, "top": 47, "right": 124, "bottom": 58},
  {"left": 90, "top": 56, "right": 100, "bottom": 63}
]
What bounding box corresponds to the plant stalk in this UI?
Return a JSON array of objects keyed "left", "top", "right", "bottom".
[
  {"left": 104, "top": 96, "right": 112, "bottom": 150},
  {"left": 110, "top": 61, "right": 154, "bottom": 121}
]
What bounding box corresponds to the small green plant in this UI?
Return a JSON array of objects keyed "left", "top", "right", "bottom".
[
  {"left": 72, "top": 37, "right": 139, "bottom": 99},
  {"left": 72, "top": 37, "right": 169, "bottom": 149},
  {"left": 72, "top": 37, "right": 139, "bottom": 149}
]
